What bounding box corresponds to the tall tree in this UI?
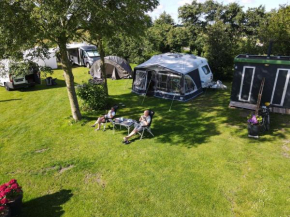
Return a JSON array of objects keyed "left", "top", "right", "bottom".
[
  {"left": 259, "top": 5, "right": 290, "bottom": 56},
  {"left": 148, "top": 12, "right": 175, "bottom": 53},
  {"left": 0, "top": 0, "right": 158, "bottom": 121}
]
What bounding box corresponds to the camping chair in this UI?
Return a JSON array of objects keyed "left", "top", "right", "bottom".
[
  {"left": 138, "top": 110, "right": 154, "bottom": 140},
  {"left": 102, "top": 105, "right": 119, "bottom": 131}
]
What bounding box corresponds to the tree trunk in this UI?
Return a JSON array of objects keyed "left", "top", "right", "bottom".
[
  {"left": 97, "top": 37, "right": 108, "bottom": 95},
  {"left": 59, "top": 42, "right": 82, "bottom": 121}
]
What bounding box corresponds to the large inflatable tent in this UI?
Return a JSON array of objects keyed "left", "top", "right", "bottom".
[
  {"left": 90, "top": 56, "right": 132, "bottom": 80},
  {"left": 229, "top": 54, "right": 290, "bottom": 114},
  {"left": 132, "top": 53, "right": 214, "bottom": 102}
]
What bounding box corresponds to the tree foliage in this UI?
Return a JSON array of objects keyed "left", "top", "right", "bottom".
[
  {"left": 259, "top": 5, "right": 290, "bottom": 56},
  {"left": 77, "top": 83, "right": 108, "bottom": 112},
  {"left": 0, "top": 0, "right": 158, "bottom": 121}
]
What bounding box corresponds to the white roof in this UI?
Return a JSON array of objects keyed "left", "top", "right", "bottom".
[
  {"left": 66, "top": 43, "right": 96, "bottom": 49},
  {"left": 136, "top": 53, "right": 208, "bottom": 74}
]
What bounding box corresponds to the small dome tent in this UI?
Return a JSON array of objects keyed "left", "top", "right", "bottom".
[
  {"left": 90, "top": 56, "right": 132, "bottom": 80},
  {"left": 132, "top": 53, "right": 214, "bottom": 102}
]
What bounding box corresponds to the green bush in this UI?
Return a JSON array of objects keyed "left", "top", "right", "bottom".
[{"left": 77, "top": 82, "right": 108, "bottom": 111}]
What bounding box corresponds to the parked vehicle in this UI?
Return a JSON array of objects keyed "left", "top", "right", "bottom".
[
  {"left": 24, "top": 48, "right": 58, "bottom": 69},
  {"left": 0, "top": 59, "right": 41, "bottom": 91},
  {"left": 66, "top": 43, "right": 100, "bottom": 68}
]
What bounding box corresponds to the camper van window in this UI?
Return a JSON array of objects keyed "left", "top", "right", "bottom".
[
  {"left": 68, "top": 49, "right": 78, "bottom": 56},
  {"left": 86, "top": 50, "right": 100, "bottom": 57},
  {"left": 185, "top": 75, "right": 196, "bottom": 93},
  {"left": 202, "top": 65, "right": 211, "bottom": 75}
]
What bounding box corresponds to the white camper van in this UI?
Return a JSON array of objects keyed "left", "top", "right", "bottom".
[
  {"left": 66, "top": 43, "right": 100, "bottom": 68},
  {"left": 0, "top": 59, "right": 41, "bottom": 91}
]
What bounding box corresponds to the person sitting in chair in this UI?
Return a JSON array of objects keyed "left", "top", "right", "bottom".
[
  {"left": 91, "top": 107, "right": 115, "bottom": 131},
  {"left": 123, "top": 110, "right": 151, "bottom": 144}
]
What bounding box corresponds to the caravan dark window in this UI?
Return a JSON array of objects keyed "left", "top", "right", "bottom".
[
  {"left": 202, "top": 65, "right": 211, "bottom": 75},
  {"left": 185, "top": 75, "right": 196, "bottom": 93}
]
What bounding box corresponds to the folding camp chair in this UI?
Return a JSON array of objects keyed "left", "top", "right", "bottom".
[
  {"left": 138, "top": 110, "right": 155, "bottom": 140},
  {"left": 102, "top": 105, "right": 119, "bottom": 131}
]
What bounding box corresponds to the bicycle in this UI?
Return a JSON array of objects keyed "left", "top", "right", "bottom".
[{"left": 259, "top": 102, "right": 271, "bottom": 132}]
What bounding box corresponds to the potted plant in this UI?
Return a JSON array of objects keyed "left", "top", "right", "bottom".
[
  {"left": 0, "top": 206, "right": 11, "bottom": 217},
  {"left": 0, "top": 192, "right": 11, "bottom": 217},
  {"left": 247, "top": 113, "right": 263, "bottom": 138},
  {"left": 0, "top": 180, "right": 23, "bottom": 217}
]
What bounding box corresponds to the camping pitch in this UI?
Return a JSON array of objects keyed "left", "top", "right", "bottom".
[
  {"left": 90, "top": 56, "right": 132, "bottom": 80},
  {"left": 230, "top": 54, "right": 290, "bottom": 114},
  {"left": 132, "top": 53, "right": 222, "bottom": 102}
]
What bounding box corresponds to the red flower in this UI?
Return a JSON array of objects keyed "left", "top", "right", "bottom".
[
  {"left": 3, "top": 188, "right": 11, "bottom": 194},
  {"left": 8, "top": 179, "right": 17, "bottom": 185},
  {"left": 0, "top": 185, "right": 6, "bottom": 191},
  {"left": 0, "top": 191, "right": 6, "bottom": 198},
  {"left": 0, "top": 198, "right": 8, "bottom": 205},
  {"left": 10, "top": 184, "right": 18, "bottom": 190},
  {"left": 0, "top": 206, "right": 5, "bottom": 211}
]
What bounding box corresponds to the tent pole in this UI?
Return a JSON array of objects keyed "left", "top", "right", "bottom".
[
  {"left": 169, "top": 95, "right": 176, "bottom": 111},
  {"left": 124, "top": 77, "right": 131, "bottom": 90},
  {"left": 142, "top": 77, "right": 152, "bottom": 105},
  {"left": 169, "top": 82, "right": 181, "bottom": 111}
]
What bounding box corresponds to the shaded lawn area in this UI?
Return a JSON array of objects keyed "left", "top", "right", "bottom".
[{"left": 0, "top": 67, "right": 290, "bottom": 217}]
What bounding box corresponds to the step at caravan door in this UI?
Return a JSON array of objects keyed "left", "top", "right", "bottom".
[
  {"left": 271, "top": 69, "right": 290, "bottom": 106},
  {"left": 239, "top": 66, "right": 256, "bottom": 102},
  {"left": 133, "top": 70, "right": 148, "bottom": 92}
]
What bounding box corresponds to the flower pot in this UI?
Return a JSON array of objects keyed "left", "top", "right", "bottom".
[
  {"left": 7, "top": 195, "right": 22, "bottom": 216},
  {"left": 248, "top": 124, "right": 260, "bottom": 137},
  {"left": 1, "top": 207, "right": 11, "bottom": 217}
]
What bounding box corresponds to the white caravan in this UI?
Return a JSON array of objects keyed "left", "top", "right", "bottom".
[
  {"left": 0, "top": 59, "right": 41, "bottom": 91},
  {"left": 23, "top": 48, "right": 58, "bottom": 69},
  {"left": 66, "top": 43, "right": 100, "bottom": 68}
]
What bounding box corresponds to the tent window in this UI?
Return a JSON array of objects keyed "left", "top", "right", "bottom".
[
  {"left": 185, "top": 75, "right": 197, "bottom": 94},
  {"left": 169, "top": 76, "right": 181, "bottom": 93},
  {"left": 134, "top": 70, "right": 147, "bottom": 90},
  {"left": 159, "top": 74, "right": 168, "bottom": 91},
  {"left": 157, "top": 72, "right": 181, "bottom": 93},
  {"left": 201, "top": 65, "right": 211, "bottom": 75}
]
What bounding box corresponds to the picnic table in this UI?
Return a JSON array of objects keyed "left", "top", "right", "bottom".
[{"left": 114, "top": 118, "right": 137, "bottom": 135}]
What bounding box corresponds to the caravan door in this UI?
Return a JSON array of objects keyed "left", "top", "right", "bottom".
[
  {"left": 271, "top": 69, "right": 290, "bottom": 106},
  {"left": 239, "top": 66, "right": 256, "bottom": 102}
]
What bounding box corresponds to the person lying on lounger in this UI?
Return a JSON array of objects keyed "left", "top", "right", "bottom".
[
  {"left": 91, "top": 107, "right": 115, "bottom": 131},
  {"left": 123, "top": 110, "right": 151, "bottom": 144}
]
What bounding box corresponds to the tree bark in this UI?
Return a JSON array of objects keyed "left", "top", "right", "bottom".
[
  {"left": 97, "top": 36, "right": 108, "bottom": 96},
  {"left": 59, "top": 42, "right": 82, "bottom": 121}
]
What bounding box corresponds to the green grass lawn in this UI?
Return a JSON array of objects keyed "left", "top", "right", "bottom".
[{"left": 0, "top": 67, "right": 290, "bottom": 217}]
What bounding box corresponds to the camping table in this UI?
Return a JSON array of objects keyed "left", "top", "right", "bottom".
[{"left": 114, "top": 118, "right": 136, "bottom": 135}]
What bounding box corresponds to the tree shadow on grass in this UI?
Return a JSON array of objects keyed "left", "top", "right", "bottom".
[
  {"left": 0, "top": 98, "right": 22, "bottom": 103},
  {"left": 84, "top": 82, "right": 290, "bottom": 147},
  {"left": 106, "top": 91, "right": 222, "bottom": 148},
  {"left": 21, "top": 78, "right": 67, "bottom": 92},
  {"left": 21, "top": 189, "right": 73, "bottom": 217}
]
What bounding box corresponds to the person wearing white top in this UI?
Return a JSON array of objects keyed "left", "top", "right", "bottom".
[
  {"left": 91, "top": 107, "right": 116, "bottom": 130},
  {"left": 123, "top": 110, "right": 151, "bottom": 144}
]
